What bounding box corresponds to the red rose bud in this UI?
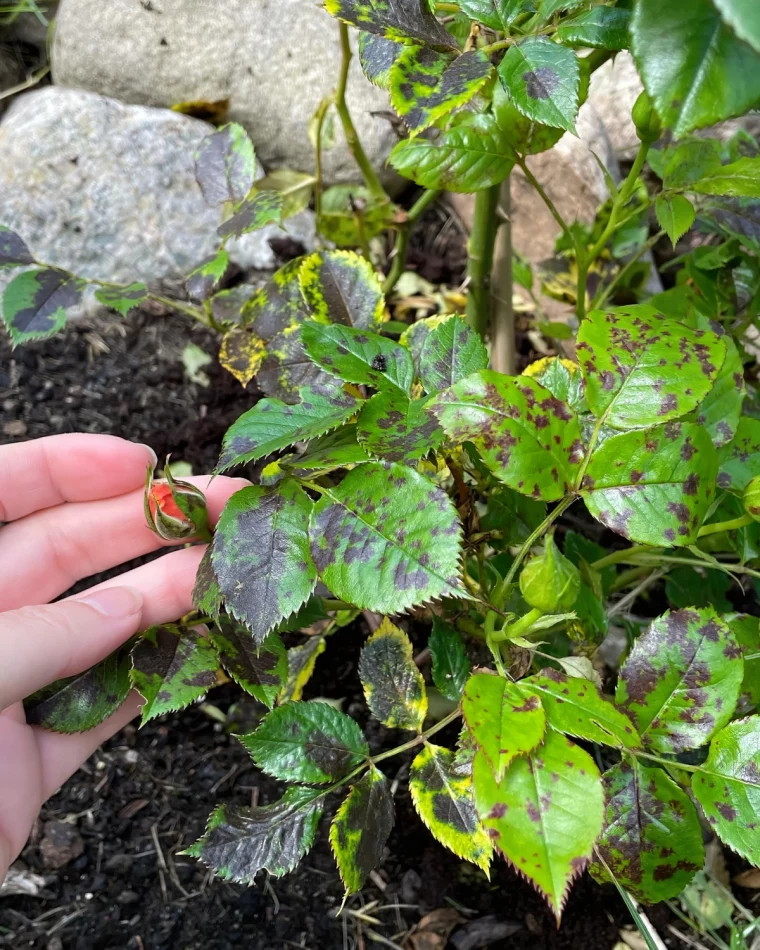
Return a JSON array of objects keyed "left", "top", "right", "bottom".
[{"left": 144, "top": 463, "right": 211, "bottom": 542}]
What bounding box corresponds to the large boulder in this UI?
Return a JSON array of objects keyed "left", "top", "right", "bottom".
[
  {"left": 0, "top": 87, "right": 315, "bottom": 293},
  {"left": 51, "top": 0, "right": 397, "bottom": 184}
]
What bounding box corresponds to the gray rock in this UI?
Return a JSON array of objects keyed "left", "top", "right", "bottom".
[
  {"left": 51, "top": 0, "right": 398, "bottom": 185},
  {"left": 39, "top": 821, "right": 84, "bottom": 870},
  {"left": 0, "top": 87, "right": 315, "bottom": 299}
]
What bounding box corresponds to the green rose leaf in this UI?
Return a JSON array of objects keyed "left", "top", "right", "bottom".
[
  {"left": 693, "top": 717, "right": 760, "bottom": 864},
  {"left": 389, "top": 113, "right": 515, "bottom": 192},
  {"left": 240, "top": 700, "right": 369, "bottom": 784},
  {"left": 536, "top": 0, "right": 586, "bottom": 21},
  {"left": 318, "top": 186, "right": 398, "bottom": 249},
  {"left": 218, "top": 192, "right": 284, "bottom": 238},
  {"left": 209, "top": 625, "right": 287, "bottom": 709},
  {"left": 581, "top": 422, "right": 717, "bottom": 547},
  {"left": 556, "top": 8, "right": 630, "bottom": 50},
  {"left": 590, "top": 761, "right": 705, "bottom": 902},
  {"left": 212, "top": 482, "right": 317, "bottom": 643},
  {"left": 309, "top": 461, "right": 466, "bottom": 613},
  {"left": 0, "top": 226, "right": 34, "bottom": 267},
  {"left": 357, "top": 390, "right": 443, "bottom": 462},
  {"left": 458, "top": 0, "right": 522, "bottom": 30},
  {"left": 480, "top": 485, "right": 547, "bottom": 548},
  {"left": 462, "top": 671, "right": 546, "bottom": 781},
  {"left": 358, "top": 31, "right": 405, "bottom": 88},
  {"left": 94, "top": 282, "right": 149, "bottom": 317},
  {"left": 185, "top": 787, "right": 323, "bottom": 883},
  {"left": 389, "top": 47, "right": 492, "bottom": 137},
  {"left": 291, "top": 424, "right": 370, "bottom": 473},
  {"left": 300, "top": 250, "right": 385, "bottom": 328},
  {"left": 24, "top": 643, "right": 132, "bottom": 734},
  {"left": 694, "top": 327, "right": 745, "bottom": 448},
  {"left": 522, "top": 670, "right": 641, "bottom": 750},
  {"left": 195, "top": 122, "right": 256, "bottom": 206},
  {"left": 359, "top": 618, "right": 427, "bottom": 731},
  {"left": 302, "top": 322, "right": 414, "bottom": 394},
  {"left": 324, "top": 0, "right": 458, "bottom": 49},
  {"left": 718, "top": 416, "right": 760, "bottom": 492},
  {"left": 217, "top": 385, "right": 360, "bottom": 472},
  {"left": 429, "top": 616, "right": 470, "bottom": 702},
  {"left": 473, "top": 730, "right": 604, "bottom": 922},
  {"left": 185, "top": 250, "right": 229, "bottom": 301},
  {"left": 192, "top": 548, "right": 223, "bottom": 621},
  {"left": 280, "top": 636, "right": 327, "bottom": 704},
  {"left": 330, "top": 766, "right": 395, "bottom": 894},
  {"left": 655, "top": 195, "right": 696, "bottom": 248},
  {"left": 576, "top": 306, "right": 726, "bottom": 430},
  {"left": 130, "top": 625, "right": 219, "bottom": 725},
  {"left": 631, "top": 0, "right": 760, "bottom": 137},
  {"left": 418, "top": 316, "right": 489, "bottom": 394},
  {"left": 429, "top": 370, "right": 584, "bottom": 502},
  {"left": 253, "top": 169, "right": 315, "bottom": 219},
  {"left": 497, "top": 37, "right": 580, "bottom": 134},
  {"left": 3, "top": 268, "right": 85, "bottom": 345},
  {"left": 616, "top": 608, "right": 743, "bottom": 754},
  {"left": 410, "top": 743, "right": 492, "bottom": 874},
  {"left": 688, "top": 156, "right": 760, "bottom": 198},
  {"left": 713, "top": 0, "right": 760, "bottom": 53}
]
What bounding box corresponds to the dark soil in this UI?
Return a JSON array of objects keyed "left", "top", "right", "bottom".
[{"left": 1, "top": 307, "right": 684, "bottom": 950}]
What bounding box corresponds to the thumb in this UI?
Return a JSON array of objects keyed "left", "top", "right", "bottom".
[{"left": 0, "top": 587, "right": 144, "bottom": 711}]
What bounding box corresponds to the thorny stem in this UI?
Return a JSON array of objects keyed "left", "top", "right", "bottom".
[
  {"left": 383, "top": 189, "right": 442, "bottom": 295},
  {"left": 465, "top": 183, "right": 501, "bottom": 338},
  {"left": 336, "top": 23, "right": 387, "bottom": 202}
]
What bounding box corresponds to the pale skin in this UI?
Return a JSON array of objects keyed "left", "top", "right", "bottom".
[{"left": 0, "top": 434, "right": 249, "bottom": 881}]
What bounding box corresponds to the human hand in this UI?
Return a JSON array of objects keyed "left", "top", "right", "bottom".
[{"left": 0, "top": 434, "right": 247, "bottom": 880}]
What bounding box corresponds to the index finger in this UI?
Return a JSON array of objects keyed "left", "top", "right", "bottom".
[{"left": 0, "top": 434, "right": 157, "bottom": 522}]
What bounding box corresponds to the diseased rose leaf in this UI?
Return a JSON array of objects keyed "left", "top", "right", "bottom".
[
  {"left": 497, "top": 37, "right": 580, "bottom": 134},
  {"left": 258, "top": 327, "right": 339, "bottom": 404},
  {"left": 521, "top": 356, "right": 587, "bottom": 415},
  {"left": 358, "top": 31, "right": 405, "bottom": 88},
  {"left": 473, "top": 730, "right": 604, "bottom": 922},
  {"left": 589, "top": 760, "right": 705, "bottom": 902},
  {"left": 418, "top": 316, "right": 489, "bottom": 394},
  {"left": 24, "top": 643, "right": 132, "bottom": 734},
  {"left": 218, "top": 327, "right": 267, "bottom": 387},
  {"left": 279, "top": 636, "right": 326, "bottom": 703},
  {"left": 186, "top": 250, "right": 229, "bottom": 301},
  {"left": 359, "top": 617, "right": 427, "bottom": 731},
  {"left": 693, "top": 326, "right": 745, "bottom": 447},
  {"left": 243, "top": 257, "right": 312, "bottom": 341},
  {"left": 130, "top": 625, "right": 219, "bottom": 725},
  {"left": 94, "top": 282, "right": 149, "bottom": 317},
  {"left": 0, "top": 226, "right": 34, "bottom": 267},
  {"left": 209, "top": 624, "right": 287, "bottom": 709},
  {"left": 290, "top": 425, "right": 370, "bottom": 473},
  {"left": 390, "top": 47, "right": 492, "bottom": 138},
  {"left": 324, "top": 0, "right": 458, "bottom": 49},
  {"left": 693, "top": 716, "right": 760, "bottom": 864},
  {"left": 302, "top": 322, "right": 413, "bottom": 394},
  {"left": 193, "top": 547, "right": 223, "bottom": 620},
  {"left": 389, "top": 113, "right": 515, "bottom": 193},
  {"left": 309, "top": 461, "right": 466, "bottom": 614},
  {"left": 240, "top": 700, "right": 369, "bottom": 784},
  {"left": 318, "top": 187, "right": 398, "bottom": 249},
  {"left": 185, "top": 787, "right": 323, "bottom": 883},
  {"left": 616, "top": 607, "right": 743, "bottom": 754},
  {"left": 727, "top": 614, "right": 760, "bottom": 713},
  {"left": 253, "top": 168, "right": 315, "bottom": 219},
  {"left": 718, "top": 416, "right": 760, "bottom": 492},
  {"left": 357, "top": 390, "right": 443, "bottom": 462},
  {"left": 429, "top": 616, "right": 470, "bottom": 702},
  {"left": 2, "top": 268, "right": 85, "bottom": 345},
  {"left": 300, "top": 250, "right": 384, "bottom": 329},
  {"left": 581, "top": 422, "right": 717, "bottom": 547},
  {"left": 410, "top": 743, "right": 492, "bottom": 874},
  {"left": 195, "top": 123, "right": 256, "bottom": 206},
  {"left": 218, "top": 192, "right": 283, "bottom": 238},
  {"left": 428, "top": 370, "right": 584, "bottom": 502},
  {"left": 212, "top": 482, "right": 317, "bottom": 644},
  {"left": 217, "top": 385, "right": 360, "bottom": 471},
  {"left": 330, "top": 766, "right": 395, "bottom": 894},
  {"left": 462, "top": 671, "right": 546, "bottom": 781},
  {"left": 522, "top": 670, "right": 641, "bottom": 750},
  {"left": 576, "top": 306, "right": 726, "bottom": 430}
]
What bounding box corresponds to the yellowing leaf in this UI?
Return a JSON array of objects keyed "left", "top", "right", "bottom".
[{"left": 359, "top": 618, "right": 427, "bottom": 731}]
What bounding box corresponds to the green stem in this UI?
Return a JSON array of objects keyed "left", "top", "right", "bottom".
[
  {"left": 383, "top": 189, "right": 441, "bottom": 295},
  {"left": 591, "top": 544, "right": 657, "bottom": 571},
  {"left": 491, "top": 606, "right": 543, "bottom": 643},
  {"left": 631, "top": 750, "right": 699, "bottom": 773},
  {"left": 371, "top": 708, "right": 462, "bottom": 764},
  {"left": 516, "top": 156, "right": 576, "bottom": 251},
  {"left": 321, "top": 598, "right": 353, "bottom": 611},
  {"left": 608, "top": 565, "right": 652, "bottom": 594},
  {"left": 150, "top": 294, "right": 213, "bottom": 328},
  {"left": 490, "top": 175, "right": 515, "bottom": 375},
  {"left": 583, "top": 49, "right": 614, "bottom": 76},
  {"left": 335, "top": 23, "right": 387, "bottom": 202},
  {"left": 592, "top": 230, "right": 665, "bottom": 310},
  {"left": 465, "top": 184, "right": 501, "bottom": 338},
  {"left": 698, "top": 514, "right": 753, "bottom": 538},
  {"left": 312, "top": 97, "right": 332, "bottom": 221}
]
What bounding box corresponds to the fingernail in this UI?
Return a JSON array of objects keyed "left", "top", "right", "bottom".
[
  {"left": 78, "top": 586, "right": 144, "bottom": 619},
  {"left": 137, "top": 443, "right": 158, "bottom": 467}
]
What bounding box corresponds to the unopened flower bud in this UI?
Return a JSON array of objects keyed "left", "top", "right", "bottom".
[
  {"left": 744, "top": 475, "right": 760, "bottom": 523},
  {"left": 144, "top": 463, "right": 211, "bottom": 541},
  {"left": 519, "top": 534, "right": 580, "bottom": 613},
  {"left": 632, "top": 90, "right": 662, "bottom": 144}
]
